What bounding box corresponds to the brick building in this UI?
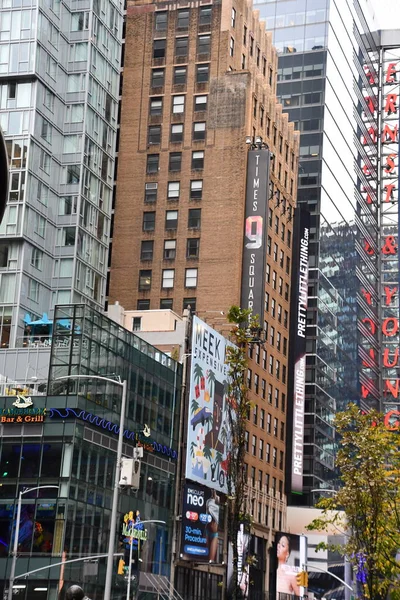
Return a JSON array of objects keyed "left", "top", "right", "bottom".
[{"left": 109, "top": 0, "right": 299, "bottom": 594}]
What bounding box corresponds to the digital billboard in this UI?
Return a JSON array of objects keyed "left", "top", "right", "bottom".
[
  {"left": 185, "top": 316, "right": 233, "bottom": 494},
  {"left": 274, "top": 532, "right": 307, "bottom": 599},
  {"left": 180, "top": 482, "right": 220, "bottom": 561},
  {"left": 241, "top": 148, "right": 270, "bottom": 319}
]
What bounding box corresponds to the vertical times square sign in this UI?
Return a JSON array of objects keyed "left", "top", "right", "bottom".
[{"left": 361, "top": 44, "right": 400, "bottom": 417}]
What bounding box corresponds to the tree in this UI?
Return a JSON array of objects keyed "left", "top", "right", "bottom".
[
  {"left": 225, "top": 305, "right": 260, "bottom": 600},
  {"left": 307, "top": 403, "right": 400, "bottom": 600}
]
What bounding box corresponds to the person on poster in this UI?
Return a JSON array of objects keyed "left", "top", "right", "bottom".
[
  {"left": 276, "top": 534, "right": 301, "bottom": 597},
  {"left": 206, "top": 491, "right": 219, "bottom": 561}
]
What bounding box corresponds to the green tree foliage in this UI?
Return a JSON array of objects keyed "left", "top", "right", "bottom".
[
  {"left": 307, "top": 403, "right": 400, "bottom": 600},
  {"left": 225, "top": 306, "right": 260, "bottom": 600}
]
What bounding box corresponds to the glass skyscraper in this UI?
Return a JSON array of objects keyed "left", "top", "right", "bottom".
[
  {"left": 253, "top": 0, "right": 378, "bottom": 503},
  {"left": 0, "top": 0, "right": 123, "bottom": 349}
]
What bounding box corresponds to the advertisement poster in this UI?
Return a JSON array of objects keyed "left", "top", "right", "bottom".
[
  {"left": 185, "top": 316, "right": 233, "bottom": 494},
  {"left": 275, "top": 532, "right": 301, "bottom": 598},
  {"left": 227, "top": 525, "right": 250, "bottom": 600},
  {"left": 241, "top": 149, "right": 270, "bottom": 318},
  {"left": 181, "top": 482, "right": 220, "bottom": 561}
]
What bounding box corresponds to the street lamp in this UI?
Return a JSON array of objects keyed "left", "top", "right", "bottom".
[
  {"left": 8, "top": 485, "right": 59, "bottom": 600},
  {"left": 125, "top": 519, "right": 166, "bottom": 600},
  {"left": 54, "top": 374, "right": 127, "bottom": 600}
]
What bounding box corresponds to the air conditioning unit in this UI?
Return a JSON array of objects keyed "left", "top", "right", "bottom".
[{"left": 119, "top": 457, "right": 141, "bottom": 488}]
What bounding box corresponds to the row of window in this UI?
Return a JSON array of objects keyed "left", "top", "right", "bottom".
[
  {"left": 264, "top": 293, "right": 288, "bottom": 328},
  {"left": 139, "top": 267, "right": 198, "bottom": 290},
  {"left": 148, "top": 121, "right": 206, "bottom": 145},
  {"left": 249, "top": 354, "right": 287, "bottom": 385},
  {"left": 267, "top": 236, "right": 291, "bottom": 275},
  {"left": 245, "top": 432, "right": 284, "bottom": 470},
  {"left": 154, "top": 6, "right": 212, "bottom": 32},
  {"left": 144, "top": 180, "right": 203, "bottom": 203},
  {"left": 136, "top": 297, "right": 196, "bottom": 312},
  {"left": 268, "top": 209, "right": 292, "bottom": 247},
  {"left": 245, "top": 466, "right": 284, "bottom": 505},
  {"left": 147, "top": 150, "right": 205, "bottom": 173},
  {"left": 153, "top": 35, "right": 212, "bottom": 60},
  {"left": 140, "top": 238, "right": 200, "bottom": 261},
  {"left": 249, "top": 406, "right": 285, "bottom": 440},
  {"left": 151, "top": 64, "right": 209, "bottom": 88},
  {"left": 143, "top": 208, "right": 201, "bottom": 231},
  {"left": 265, "top": 265, "right": 290, "bottom": 301},
  {"left": 248, "top": 347, "right": 288, "bottom": 397},
  {"left": 150, "top": 93, "right": 207, "bottom": 116}
]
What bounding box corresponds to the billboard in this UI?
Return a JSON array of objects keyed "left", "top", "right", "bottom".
[
  {"left": 274, "top": 532, "right": 306, "bottom": 599},
  {"left": 181, "top": 482, "right": 220, "bottom": 561},
  {"left": 227, "top": 525, "right": 250, "bottom": 600},
  {"left": 185, "top": 316, "right": 233, "bottom": 494},
  {"left": 241, "top": 148, "right": 270, "bottom": 319},
  {"left": 287, "top": 208, "right": 310, "bottom": 494}
]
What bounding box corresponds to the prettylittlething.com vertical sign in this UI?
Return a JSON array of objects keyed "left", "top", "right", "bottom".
[
  {"left": 241, "top": 149, "right": 270, "bottom": 319},
  {"left": 291, "top": 209, "right": 310, "bottom": 494}
]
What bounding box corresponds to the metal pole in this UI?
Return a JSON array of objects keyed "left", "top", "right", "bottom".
[
  {"left": 126, "top": 534, "right": 134, "bottom": 600},
  {"left": 157, "top": 533, "right": 162, "bottom": 600},
  {"left": 8, "top": 491, "right": 22, "bottom": 600},
  {"left": 104, "top": 378, "right": 127, "bottom": 600}
]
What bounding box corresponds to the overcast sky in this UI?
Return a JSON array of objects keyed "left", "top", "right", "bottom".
[{"left": 371, "top": 2, "right": 400, "bottom": 28}]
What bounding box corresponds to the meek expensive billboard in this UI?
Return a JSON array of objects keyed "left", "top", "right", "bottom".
[
  {"left": 241, "top": 148, "right": 270, "bottom": 319},
  {"left": 186, "top": 316, "right": 233, "bottom": 494}
]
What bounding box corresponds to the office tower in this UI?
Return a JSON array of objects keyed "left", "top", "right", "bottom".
[
  {"left": 252, "top": 0, "right": 379, "bottom": 503},
  {"left": 109, "top": 0, "right": 299, "bottom": 594},
  {"left": 0, "top": 0, "right": 123, "bottom": 350}
]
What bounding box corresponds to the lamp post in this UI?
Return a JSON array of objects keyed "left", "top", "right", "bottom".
[
  {"left": 8, "top": 485, "right": 59, "bottom": 600},
  {"left": 125, "top": 519, "right": 166, "bottom": 600},
  {"left": 54, "top": 374, "right": 127, "bottom": 600}
]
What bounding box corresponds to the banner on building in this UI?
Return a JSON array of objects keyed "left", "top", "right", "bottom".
[
  {"left": 185, "top": 316, "right": 233, "bottom": 494},
  {"left": 241, "top": 148, "right": 270, "bottom": 319},
  {"left": 287, "top": 208, "right": 310, "bottom": 494},
  {"left": 181, "top": 482, "right": 220, "bottom": 561},
  {"left": 274, "top": 532, "right": 305, "bottom": 599},
  {"left": 227, "top": 525, "right": 250, "bottom": 600}
]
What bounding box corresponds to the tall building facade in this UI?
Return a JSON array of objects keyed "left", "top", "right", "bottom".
[
  {"left": 252, "top": 0, "right": 379, "bottom": 503},
  {"left": 109, "top": 0, "right": 299, "bottom": 595},
  {"left": 0, "top": 0, "right": 123, "bottom": 349}
]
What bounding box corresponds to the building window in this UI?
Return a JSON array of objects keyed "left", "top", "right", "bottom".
[
  {"left": 194, "top": 95, "right": 208, "bottom": 114},
  {"left": 254, "top": 373, "right": 259, "bottom": 394},
  {"left": 265, "top": 292, "right": 269, "bottom": 312},
  {"left": 273, "top": 447, "right": 277, "bottom": 467},
  {"left": 249, "top": 36, "right": 254, "bottom": 55},
  {"left": 266, "top": 443, "right": 270, "bottom": 463},
  {"left": 140, "top": 240, "right": 154, "bottom": 260},
  {"left": 31, "top": 248, "right": 43, "bottom": 270},
  {"left": 196, "top": 4, "right": 211, "bottom": 26},
  {"left": 187, "top": 238, "right": 200, "bottom": 258},
  {"left": 241, "top": 54, "right": 246, "bottom": 69},
  {"left": 190, "top": 180, "right": 203, "bottom": 200},
  {"left": 175, "top": 37, "right": 188, "bottom": 57},
  {"left": 269, "top": 355, "right": 273, "bottom": 375},
  {"left": 287, "top": 229, "right": 292, "bottom": 248},
  {"left": 188, "top": 208, "right": 201, "bottom": 229},
  {"left": 256, "top": 47, "right": 260, "bottom": 66},
  {"left": 183, "top": 297, "right": 196, "bottom": 311},
  {"left": 153, "top": 39, "right": 166, "bottom": 59},
  {"left": 231, "top": 7, "right": 236, "bottom": 27},
  {"left": 252, "top": 435, "right": 256, "bottom": 456},
  {"left": 155, "top": 11, "right": 167, "bottom": 31},
  {"left": 268, "top": 384, "right": 272, "bottom": 404},
  {"left": 132, "top": 317, "right": 142, "bottom": 331},
  {"left": 169, "top": 152, "right": 182, "bottom": 171},
  {"left": 28, "top": 278, "right": 39, "bottom": 302},
  {"left": 263, "top": 57, "right": 266, "bottom": 76},
  {"left": 148, "top": 125, "right": 161, "bottom": 145},
  {"left": 168, "top": 181, "right": 180, "bottom": 199},
  {"left": 259, "top": 438, "right": 264, "bottom": 460},
  {"left": 260, "top": 408, "right": 265, "bottom": 429},
  {"left": 145, "top": 182, "right": 158, "bottom": 203},
  {"left": 277, "top": 331, "right": 281, "bottom": 351},
  {"left": 146, "top": 154, "right": 159, "bottom": 174},
  {"left": 245, "top": 431, "right": 249, "bottom": 452},
  {"left": 174, "top": 66, "right": 187, "bottom": 85},
  {"left": 261, "top": 379, "right": 266, "bottom": 399},
  {"left": 196, "top": 64, "right": 209, "bottom": 83},
  {"left": 160, "top": 298, "right": 173, "bottom": 309},
  {"left": 276, "top": 360, "right": 280, "bottom": 380},
  {"left": 40, "top": 151, "right": 51, "bottom": 174},
  {"left": 177, "top": 8, "right": 189, "bottom": 29},
  {"left": 198, "top": 34, "right": 211, "bottom": 54},
  {"left": 170, "top": 123, "right": 183, "bottom": 143},
  {"left": 229, "top": 36, "right": 235, "bottom": 57},
  {"left": 280, "top": 422, "right": 285, "bottom": 441},
  {"left": 274, "top": 388, "right": 279, "bottom": 408},
  {"left": 243, "top": 25, "right": 247, "bottom": 44},
  {"left": 283, "top": 337, "right": 287, "bottom": 356},
  {"left": 63, "top": 227, "right": 75, "bottom": 246},
  {"left": 266, "top": 264, "right": 270, "bottom": 284},
  {"left": 166, "top": 210, "right": 178, "bottom": 230},
  {"left": 162, "top": 269, "right": 175, "bottom": 288},
  {"left": 284, "top": 310, "right": 288, "bottom": 328},
  {"left": 143, "top": 211, "right": 156, "bottom": 231},
  {"left": 150, "top": 97, "right": 163, "bottom": 116},
  {"left": 192, "top": 150, "right": 204, "bottom": 169},
  {"left": 172, "top": 95, "right": 185, "bottom": 114},
  {"left": 137, "top": 299, "right": 150, "bottom": 310},
  {"left": 151, "top": 68, "right": 165, "bottom": 87},
  {"left": 185, "top": 268, "right": 198, "bottom": 288},
  {"left": 164, "top": 239, "right": 176, "bottom": 259},
  {"left": 139, "top": 270, "right": 152, "bottom": 290},
  {"left": 193, "top": 122, "right": 206, "bottom": 141}
]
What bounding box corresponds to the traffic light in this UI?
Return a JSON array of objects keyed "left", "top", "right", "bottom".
[
  {"left": 296, "top": 571, "right": 309, "bottom": 587},
  {"left": 117, "top": 559, "right": 125, "bottom": 575}
]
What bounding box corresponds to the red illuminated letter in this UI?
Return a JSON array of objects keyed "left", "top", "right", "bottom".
[
  {"left": 383, "top": 183, "right": 396, "bottom": 203},
  {"left": 384, "top": 153, "right": 397, "bottom": 174},
  {"left": 382, "top": 123, "right": 398, "bottom": 142},
  {"left": 382, "top": 318, "right": 399, "bottom": 337},
  {"left": 365, "top": 65, "right": 375, "bottom": 84},
  {"left": 362, "top": 317, "right": 376, "bottom": 335},
  {"left": 385, "top": 379, "right": 400, "bottom": 398},
  {"left": 386, "top": 62, "right": 397, "bottom": 83},
  {"left": 385, "top": 93, "right": 398, "bottom": 115},
  {"left": 383, "top": 348, "right": 399, "bottom": 368},
  {"left": 382, "top": 235, "right": 397, "bottom": 255},
  {"left": 384, "top": 410, "right": 400, "bottom": 430},
  {"left": 361, "top": 288, "right": 372, "bottom": 305},
  {"left": 364, "top": 96, "right": 375, "bottom": 114},
  {"left": 384, "top": 286, "right": 397, "bottom": 305},
  {"left": 361, "top": 385, "right": 370, "bottom": 399},
  {"left": 362, "top": 127, "right": 377, "bottom": 145},
  {"left": 362, "top": 348, "right": 376, "bottom": 368},
  {"left": 364, "top": 240, "right": 374, "bottom": 255}
]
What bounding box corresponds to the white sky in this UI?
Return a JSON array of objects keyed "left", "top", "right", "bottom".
[{"left": 370, "top": 1, "right": 400, "bottom": 28}]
